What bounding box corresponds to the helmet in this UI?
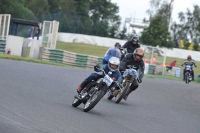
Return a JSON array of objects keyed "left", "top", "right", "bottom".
[
  {"left": 133, "top": 48, "right": 144, "bottom": 61},
  {"left": 108, "top": 57, "right": 120, "bottom": 72},
  {"left": 115, "top": 42, "right": 121, "bottom": 48},
  {"left": 187, "top": 55, "right": 192, "bottom": 60},
  {"left": 131, "top": 36, "right": 139, "bottom": 45}
]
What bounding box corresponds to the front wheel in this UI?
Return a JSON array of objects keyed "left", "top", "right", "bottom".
[
  {"left": 72, "top": 96, "right": 82, "bottom": 107},
  {"left": 185, "top": 73, "right": 189, "bottom": 84},
  {"left": 83, "top": 89, "right": 105, "bottom": 112},
  {"left": 115, "top": 82, "right": 130, "bottom": 103}
]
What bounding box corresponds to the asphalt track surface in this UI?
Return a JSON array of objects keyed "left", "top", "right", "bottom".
[{"left": 0, "top": 59, "right": 200, "bottom": 133}]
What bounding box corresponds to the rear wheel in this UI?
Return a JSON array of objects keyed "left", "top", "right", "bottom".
[{"left": 115, "top": 82, "right": 130, "bottom": 103}]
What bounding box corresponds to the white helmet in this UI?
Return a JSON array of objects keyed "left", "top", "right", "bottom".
[{"left": 108, "top": 57, "right": 120, "bottom": 72}]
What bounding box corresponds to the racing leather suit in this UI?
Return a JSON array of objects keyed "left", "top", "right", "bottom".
[
  {"left": 122, "top": 41, "right": 140, "bottom": 53},
  {"left": 119, "top": 53, "right": 145, "bottom": 93},
  {"left": 120, "top": 41, "right": 140, "bottom": 60}
]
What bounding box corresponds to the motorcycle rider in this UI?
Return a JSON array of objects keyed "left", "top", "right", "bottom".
[
  {"left": 120, "top": 35, "right": 141, "bottom": 60},
  {"left": 103, "top": 42, "right": 121, "bottom": 64},
  {"left": 115, "top": 47, "right": 145, "bottom": 100},
  {"left": 181, "top": 55, "right": 197, "bottom": 81},
  {"left": 77, "top": 57, "right": 122, "bottom": 93}
]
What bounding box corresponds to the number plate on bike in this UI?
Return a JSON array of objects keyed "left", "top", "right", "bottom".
[
  {"left": 186, "top": 65, "right": 191, "bottom": 70},
  {"left": 103, "top": 75, "right": 113, "bottom": 86}
]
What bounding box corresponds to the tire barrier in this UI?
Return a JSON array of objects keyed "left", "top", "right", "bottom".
[
  {"left": 0, "top": 39, "right": 6, "bottom": 53},
  {"left": 41, "top": 47, "right": 103, "bottom": 69}
]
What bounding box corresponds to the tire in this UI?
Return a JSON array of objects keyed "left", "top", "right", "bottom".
[
  {"left": 107, "top": 90, "right": 114, "bottom": 100},
  {"left": 83, "top": 89, "right": 105, "bottom": 112},
  {"left": 185, "top": 73, "right": 189, "bottom": 84},
  {"left": 72, "top": 96, "right": 82, "bottom": 107},
  {"left": 115, "top": 82, "right": 130, "bottom": 103}
]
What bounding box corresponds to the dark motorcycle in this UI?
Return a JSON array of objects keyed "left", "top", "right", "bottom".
[
  {"left": 72, "top": 69, "right": 121, "bottom": 112},
  {"left": 119, "top": 48, "right": 127, "bottom": 61},
  {"left": 184, "top": 65, "right": 192, "bottom": 84},
  {"left": 107, "top": 67, "right": 138, "bottom": 103}
]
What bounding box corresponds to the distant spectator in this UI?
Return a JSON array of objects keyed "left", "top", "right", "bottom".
[
  {"left": 150, "top": 56, "right": 156, "bottom": 65},
  {"left": 166, "top": 60, "right": 176, "bottom": 72},
  {"left": 143, "top": 56, "right": 148, "bottom": 64},
  {"left": 27, "top": 27, "right": 39, "bottom": 38}
]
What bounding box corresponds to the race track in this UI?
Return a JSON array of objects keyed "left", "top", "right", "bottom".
[{"left": 0, "top": 59, "right": 200, "bottom": 133}]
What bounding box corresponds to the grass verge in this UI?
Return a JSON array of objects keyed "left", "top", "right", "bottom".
[{"left": 145, "top": 74, "right": 200, "bottom": 84}]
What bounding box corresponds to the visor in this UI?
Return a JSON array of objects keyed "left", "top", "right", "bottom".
[
  {"left": 135, "top": 54, "right": 143, "bottom": 60},
  {"left": 110, "top": 64, "right": 118, "bottom": 69}
]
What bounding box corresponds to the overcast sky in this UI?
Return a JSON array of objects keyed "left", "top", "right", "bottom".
[{"left": 111, "top": 0, "right": 200, "bottom": 34}]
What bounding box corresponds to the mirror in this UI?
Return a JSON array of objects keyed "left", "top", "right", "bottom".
[{"left": 108, "top": 71, "right": 112, "bottom": 75}]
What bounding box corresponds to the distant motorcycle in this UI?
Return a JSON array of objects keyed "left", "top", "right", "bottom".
[
  {"left": 184, "top": 65, "right": 192, "bottom": 84},
  {"left": 119, "top": 48, "right": 127, "bottom": 61},
  {"left": 72, "top": 68, "right": 121, "bottom": 112},
  {"left": 107, "top": 67, "right": 138, "bottom": 103}
]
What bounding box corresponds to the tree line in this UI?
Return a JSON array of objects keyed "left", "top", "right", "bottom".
[
  {"left": 140, "top": 0, "right": 200, "bottom": 51},
  {"left": 0, "top": 0, "right": 200, "bottom": 50},
  {"left": 0, "top": 0, "right": 125, "bottom": 38}
]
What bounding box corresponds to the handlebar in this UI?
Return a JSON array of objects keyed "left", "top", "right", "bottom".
[
  {"left": 96, "top": 68, "right": 122, "bottom": 89},
  {"left": 119, "top": 48, "right": 126, "bottom": 50}
]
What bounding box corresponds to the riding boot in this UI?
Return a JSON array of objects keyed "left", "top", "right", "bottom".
[
  {"left": 113, "top": 89, "right": 120, "bottom": 96},
  {"left": 77, "top": 79, "right": 90, "bottom": 93}
]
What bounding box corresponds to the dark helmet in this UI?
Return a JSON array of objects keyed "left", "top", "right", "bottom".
[
  {"left": 133, "top": 48, "right": 144, "bottom": 61},
  {"left": 131, "top": 36, "right": 139, "bottom": 45},
  {"left": 187, "top": 55, "right": 192, "bottom": 60},
  {"left": 115, "top": 42, "right": 121, "bottom": 48}
]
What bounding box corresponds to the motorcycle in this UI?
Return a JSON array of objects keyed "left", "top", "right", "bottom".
[
  {"left": 119, "top": 48, "right": 127, "bottom": 61},
  {"left": 107, "top": 66, "right": 138, "bottom": 103},
  {"left": 72, "top": 68, "right": 121, "bottom": 112},
  {"left": 184, "top": 65, "right": 192, "bottom": 84}
]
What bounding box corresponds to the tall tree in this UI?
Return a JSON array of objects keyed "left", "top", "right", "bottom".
[
  {"left": 171, "top": 5, "right": 200, "bottom": 51},
  {"left": 72, "top": 0, "right": 91, "bottom": 34},
  {"left": 59, "top": 0, "right": 76, "bottom": 15},
  {"left": 0, "top": 0, "right": 35, "bottom": 20},
  {"left": 118, "top": 24, "right": 127, "bottom": 40},
  {"left": 24, "top": 0, "right": 50, "bottom": 21},
  {"left": 141, "top": 0, "right": 173, "bottom": 48},
  {"left": 140, "top": 15, "right": 173, "bottom": 48},
  {"left": 47, "top": 0, "right": 61, "bottom": 13},
  {"left": 89, "top": 0, "right": 121, "bottom": 37},
  {"left": 55, "top": 0, "right": 121, "bottom": 37},
  {"left": 146, "top": 0, "right": 165, "bottom": 17}
]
